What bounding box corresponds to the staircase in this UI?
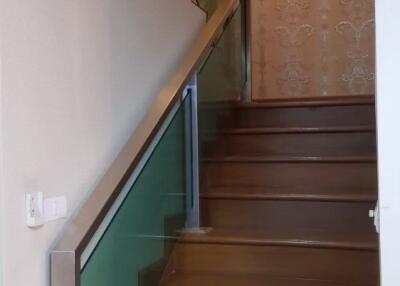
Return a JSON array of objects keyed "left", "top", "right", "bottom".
[{"left": 163, "top": 96, "right": 379, "bottom": 286}]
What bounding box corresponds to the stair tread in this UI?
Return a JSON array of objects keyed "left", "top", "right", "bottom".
[
  {"left": 170, "top": 97, "right": 379, "bottom": 284},
  {"left": 181, "top": 227, "right": 378, "bottom": 250},
  {"left": 204, "top": 155, "right": 377, "bottom": 163},
  {"left": 235, "top": 96, "right": 374, "bottom": 109},
  {"left": 220, "top": 126, "right": 375, "bottom": 135},
  {"left": 201, "top": 186, "right": 377, "bottom": 202},
  {"left": 163, "top": 273, "right": 376, "bottom": 286}
]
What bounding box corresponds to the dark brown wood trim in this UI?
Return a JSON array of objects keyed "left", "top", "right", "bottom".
[
  {"left": 180, "top": 233, "right": 378, "bottom": 251},
  {"left": 203, "top": 155, "right": 377, "bottom": 163},
  {"left": 200, "top": 192, "right": 377, "bottom": 203},
  {"left": 236, "top": 95, "right": 375, "bottom": 109},
  {"left": 219, "top": 126, "right": 376, "bottom": 135}
]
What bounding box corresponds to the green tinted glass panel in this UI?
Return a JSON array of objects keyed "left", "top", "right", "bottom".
[
  {"left": 81, "top": 100, "right": 189, "bottom": 286},
  {"left": 198, "top": 0, "right": 218, "bottom": 16},
  {"left": 198, "top": 7, "right": 243, "bottom": 150}
]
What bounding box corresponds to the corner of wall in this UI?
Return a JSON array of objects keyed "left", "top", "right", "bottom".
[
  {"left": 0, "top": 54, "right": 4, "bottom": 286},
  {"left": 0, "top": 1, "right": 206, "bottom": 285}
]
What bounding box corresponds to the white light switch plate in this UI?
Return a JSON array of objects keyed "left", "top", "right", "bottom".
[
  {"left": 44, "top": 196, "right": 67, "bottom": 222},
  {"left": 26, "top": 192, "right": 44, "bottom": 227},
  {"left": 26, "top": 193, "right": 67, "bottom": 227}
]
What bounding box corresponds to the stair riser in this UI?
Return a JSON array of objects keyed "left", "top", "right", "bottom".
[
  {"left": 161, "top": 274, "right": 374, "bottom": 286},
  {"left": 167, "top": 99, "right": 380, "bottom": 286},
  {"left": 201, "top": 200, "right": 376, "bottom": 233},
  {"left": 200, "top": 187, "right": 377, "bottom": 202},
  {"left": 174, "top": 243, "right": 379, "bottom": 284},
  {"left": 219, "top": 132, "right": 376, "bottom": 157},
  {"left": 234, "top": 105, "right": 375, "bottom": 128},
  {"left": 204, "top": 162, "right": 377, "bottom": 190}
]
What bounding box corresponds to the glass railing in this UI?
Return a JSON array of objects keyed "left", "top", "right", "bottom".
[
  {"left": 198, "top": 4, "right": 243, "bottom": 159},
  {"left": 197, "top": 0, "right": 218, "bottom": 16},
  {"left": 50, "top": 1, "right": 244, "bottom": 285},
  {"left": 80, "top": 95, "right": 192, "bottom": 286}
]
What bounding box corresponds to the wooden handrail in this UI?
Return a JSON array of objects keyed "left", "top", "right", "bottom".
[{"left": 50, "top": 0, "right": 239, "bottom": 285}]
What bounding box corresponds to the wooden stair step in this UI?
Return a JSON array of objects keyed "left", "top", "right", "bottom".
[
  {"left": 217, "top": 131, "right": 376, "bottom": 157},
  {"left": 201, "top": 186, "right": 377, "bottom": 203},
  {"left": 201, "top": 199, "right": 376, "bottom": 233},
  {"left": 204, "top": 159, "right": 377, "bottom": 189},
  {"left": 203, "top": 156, "right": 377, "bottom": 163},
  {"left": 173, "top": 243, "right": 379, "bottom": 284},
  {"left": 162, "top": 273, "right": 376, "bottom": 286},
  {"left": 220, "top": 126, "right": 376, "bottom": 134},
  {"left": 236, "top": 95, "right": 374, "bottom": 108},
  {"left": 171, "top": 96, "right": 379, "bottom": 286},
  {"left": 181, "top": 227, "right": 378, "bottom": 251},
  {"left": 233, "top": 97, "right": 375, "bottom": 128}
]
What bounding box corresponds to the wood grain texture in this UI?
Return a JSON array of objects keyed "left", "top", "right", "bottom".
[
  {"left": 220, "top": 126, "right": 376, "bottom": 134},
  {"left": 162, "top": 273, "right": 377, "bottom": 286},
  {"left": 238, "top": 96, "right": 375, "bottom": 107},
  {"left": 201, "top": 186, "right": 377, "bottom": 203},
  {"left": 204, "top": 161, "right": 377, "bottom": 190},
  {"left": 180, "top": 227, "right": 378, "bottom": 250},
  {"left": 165, "top": 97, "right": 379, "bottom": 286},
  {"left": 173, "top": 243, "right": 379, "bottom": 284},
  {"left": 218, "top": 132, "right": 376, "bottom": 157},
  {"left": 201, "top": 199, "right": 375, "bottom": 233},
  {"left": 234, "top": 103, "right": 375, "bottom": 128}
]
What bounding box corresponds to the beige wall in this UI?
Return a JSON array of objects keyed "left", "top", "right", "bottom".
[
  {"left": 251, "top": 0, "right": 376, "bottom": 100},
  {"left": 0, "top": 1, "right": 205, "bottom": 285}
]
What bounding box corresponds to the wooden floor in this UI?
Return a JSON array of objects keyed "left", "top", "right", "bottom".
[{"left": 163, "top": 96, "right": 379, "bottom": 286}]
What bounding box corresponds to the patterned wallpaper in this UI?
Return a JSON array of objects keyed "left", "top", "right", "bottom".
[{"left": 251, "top": 0, "right": 376, "bottom": 100}]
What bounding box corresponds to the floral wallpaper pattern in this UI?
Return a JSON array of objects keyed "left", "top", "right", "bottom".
[{"left": 251, "top": 0, "right": 375, "bottom": 100}]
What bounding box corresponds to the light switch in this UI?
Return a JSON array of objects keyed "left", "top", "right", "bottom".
[
  {"left": 26, "top": 192, "right": 44, "bottom": 227},
  {"left": 26, "top": 193, "right": 67, "bottom": 228},
  {"left": 44, "top": 196, "right": 67, "bottom": 222}
]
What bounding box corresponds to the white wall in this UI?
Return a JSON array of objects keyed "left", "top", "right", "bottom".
[
  {"left": 0, "top": 52, "right": 3, "bottom": 283},
  {"left": 0, "top": 53, "right": 3, "bottom": 284},
  {"left": 0, "top": 1, "right": 205, "bottom": 285},
  {"left": 375, "top": 1, "right": 400, "bottom": 286}
]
